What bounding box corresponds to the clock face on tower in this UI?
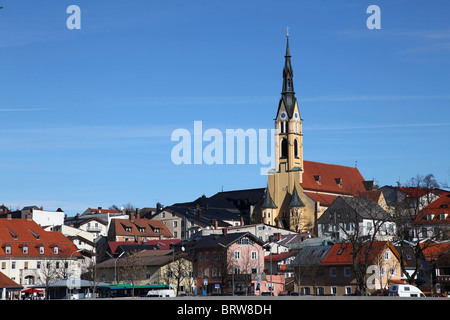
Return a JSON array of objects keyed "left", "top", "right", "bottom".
[
  {"left": 280, "top": 111, "right": 287, "bottom": 120},
  {"left": 294, "top": 112, "right": 298, "bottom": 119}
]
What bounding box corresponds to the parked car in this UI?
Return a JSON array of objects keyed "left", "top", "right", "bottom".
[{"left": 388, "top": 284, "right": 425, "bottom": 297}]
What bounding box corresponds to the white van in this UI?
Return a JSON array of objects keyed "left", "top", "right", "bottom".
[
  {"left": 388, "top": 284, "right": 425, "bottom": 297},
  {"left": 146, "top": 288, "right": 176, "bottom": 297}
]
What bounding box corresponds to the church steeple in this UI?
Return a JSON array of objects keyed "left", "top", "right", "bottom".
[
  {"left": 282, "top": 30, "right": 294, "bottom": 95},
  {"left": 278, "top": 28, "right": 297, "bottom": 120}
]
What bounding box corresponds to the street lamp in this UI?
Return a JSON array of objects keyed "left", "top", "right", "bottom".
[{"left": 106, "top": 251, "right": 125, "bottom": 284}]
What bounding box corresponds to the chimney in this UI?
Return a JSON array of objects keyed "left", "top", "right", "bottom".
[
  {"left": 76, "top": 213, "right": 80, "bottom": 219},
  {"left": 278, "top": 233, "right": 282, "bottom": 241},
  {"left": 7, "top": 213, "right": 11, "bottom": 221},
  {"left": 156, "top": 202, "right": 162, "bottom": 214},
  {"left": 135, "top": 208, "right": 139, "bottom": 219},
  {"left": 240, "top": 216, "right": 244, "bottom": 226},
  {"left": 130, "top": 211, "right": 135, "bottom": 223},
  {"left": 222, "top": 227, "right": 228, "bottom": 236},
  {"left": 26, "top": 214, "right": 33, "bottom": 221},
  {"left": 213, "top": 219, "right": 218, "bottom": 230}
]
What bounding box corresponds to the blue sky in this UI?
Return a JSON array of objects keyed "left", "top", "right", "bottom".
[{"left": 0, "top": 0, "right": 449, "bottom": 215}]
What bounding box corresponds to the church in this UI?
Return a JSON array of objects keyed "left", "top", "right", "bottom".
[{"left": 258, "top": 33, "right": 374, "bottom": 233}]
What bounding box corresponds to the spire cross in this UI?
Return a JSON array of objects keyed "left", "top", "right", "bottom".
[{"left": 286, "top": 26, "right": 289, "bottom": 37}]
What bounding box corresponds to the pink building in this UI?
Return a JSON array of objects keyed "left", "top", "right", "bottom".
[{"left": 191, "top": 230, "right": 285, "bottom": 295}]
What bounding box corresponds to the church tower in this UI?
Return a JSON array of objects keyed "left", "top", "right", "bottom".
[{"left": 261, "top": 32, "right": 314, "bottom": 232}]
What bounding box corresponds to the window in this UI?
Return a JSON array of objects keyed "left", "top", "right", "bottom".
[
  {"left": 234, "top": 251, "right": 240, "bottom": 260},
  {"left": 37, "top": 261, "right": 41, "bottom": 269},
  {"left": 389, "top": 267, "right": 396, "bottom": 276},
  {"left": 331, "top": 287, "right": 337, "bottom": 295},
  {"left": 345, "top": 287, "right": 352, "bottom": 295},
  {"left": 281, "top": 138, "right": 288, "bottom": 158},
  {"left": 384, "top": 251, "right": 390, "bottom": 260},
  {"left": 294, "top": 139, "right": 298, "bottom": 158},
  {"left": 251, "top": 251, "right": 258, "bottom": 260},
  {"left": 344, "top": 267, "right": 351, "bottom": 277},
  {"left": 5, "top": 245, "right": 11, "bottom": 255},
  {"left": 173, "top": 221, "right": 178, "bottom": 228},
  {"left": 23, "top": 246, "right": 28, "bottom": 254},
  {"left": 54, "top": 246, "right": 59, "bottom": 255},
  {"left": 330, "top": 267, "right": 337, "bottom": 277}
]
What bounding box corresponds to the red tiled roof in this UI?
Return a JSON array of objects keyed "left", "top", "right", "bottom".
[
  {"left": 302, "top": 161, "right": 367, "bottom": 196},
  {"left": 398, "top": 187, "right": 448, "bottom": 198},
  {"left": 0, "top": 271, "right": 22, "bottom": 289},
  {"left": 108, "top": 239, "right": 181, "bottom": 253},
  {"left": 321, "top": 241, "right": 391, "bottom": 266},
  {"left": 419, "top": 242, "right": 450, "bottom": 261},
  {"left": 414, "top": 193, "right": 450, "bottom": 225},
  {"left": 264, "top": 250, "right": 299, "bottom": 262},
  {"left": 0, "top": 219, "right": 81, "bottom": 258},
  {"left": 304, "top": 192, "right": 338, "bottom": 207},
  {"left": 112, "top": 218, "right": 172, "bottom": 238}
]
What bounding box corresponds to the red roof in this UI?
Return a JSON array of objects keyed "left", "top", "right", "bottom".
[
  {"left": 398, "top": 187, "right": 447, "bottom": 198},
  {"left": 302, "top": 161, "right": 367, "bottom": 196},
  {"left": 321, "top": 241, "right": 391, "bottom": 266},
  {"left": 264, "top": 250, "right": 299, "bottom": 262},
  {"left": 0, "top": 218, "right": 81, "bottom": 258},
  {"left": 112, "top": 218, "right": 172, "bottom": 238},
  {"left": 0, "top": 271, "right": 22, "bottom": 289},
  {"left": 414, "top": 193, "right": 450, "bottom": 225},
  {"left": 108, "top": 239, "right": 181, "bottom": 253},
  {"left": 419, "top": 242, "right": 450, "bottom": 261},
  {"left": 304, "top": 192, "right": 338, "bottom": 207}
]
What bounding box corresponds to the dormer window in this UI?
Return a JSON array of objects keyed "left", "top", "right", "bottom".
[
  {"left": 39, "top": 246, "right": 45, "bottom": 254},
  {"left": 439, "top": 213, "right": 448, "bottom": 220},
  {"left": 125, "top": 227, "right": 132, "bottom": 232},
  {"left": 139, "top": 227, "right": 146, "bottom": 233},
  {"left": 23, "top": 245, "right": 28, "bottom": 254},
  {"left": 314, "top": 175, "right": 322, "bottom": 186},
  {"left": 54, "top": 246, "right": 59, "bottom": 255},
  {"left": 335, "top": 178, "right": 343, "bottom": 188},
  {"left": 5, "top": 245, "right": 11, "bottom": 255},
  {"left": 426, "top": 214, "right": 435, "bottom": 221}
]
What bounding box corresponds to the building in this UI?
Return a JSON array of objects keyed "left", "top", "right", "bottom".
[
  {"left": 95, "top": 249, "right": 194, "bottom": 296},
  {"left": 152, "top": 205, "right": 242, "bottom": 240},
  {"left": 319, "top": 241, "right": 403, "bottom": 295},
  {"left": 413, "top": 193, "right": 450, "bottom": 241},
  {"left": 260, "top": 34, "right": 372, "bottom": 233},
  {"left": 183, "top": 231, "right": 284, "bottom": 295},
  {"left": 0, "top": 216, "right": 83, "bottom": 295},
  {"left": 107, "top": 214, "right": 172, "bottom": 242},
  {"left": 317, "top": 196, "right": 395, "bottom": 241},
  {"left": 0, "top": 206, "right": 65, "bottom": 231},
  {"left": 0, "top": 271, "right": 23, "bottom": 300}
]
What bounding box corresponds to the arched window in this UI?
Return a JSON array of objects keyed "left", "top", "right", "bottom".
[
  {"left": 294, "top": 139, "right": 298, "bottom": 158},
  {"left": 281, "top": 138, "right": 288, "bottom": 158}
]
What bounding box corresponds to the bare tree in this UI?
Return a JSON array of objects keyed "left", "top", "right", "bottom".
[
  {"left": 390, "top": 173, "right": 446, "bottom": 286},
  {"left": 120, "top": 250, "right": 146, "bottom": 297},
  {"left": 34, "top": 260, "right": 60, "bottom": 299}
]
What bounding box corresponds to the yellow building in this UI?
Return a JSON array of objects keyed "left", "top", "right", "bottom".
[{"left": 261, "top": 34, "right": 372, "bottom": 233}]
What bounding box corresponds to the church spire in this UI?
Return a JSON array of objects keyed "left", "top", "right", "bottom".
[{"left": 282, "top": 28, "right": 294, "bottom": 94}]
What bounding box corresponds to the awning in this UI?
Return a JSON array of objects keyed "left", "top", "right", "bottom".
[{"left": 21, "top": 288, "right": 43, "bottom": 294}]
